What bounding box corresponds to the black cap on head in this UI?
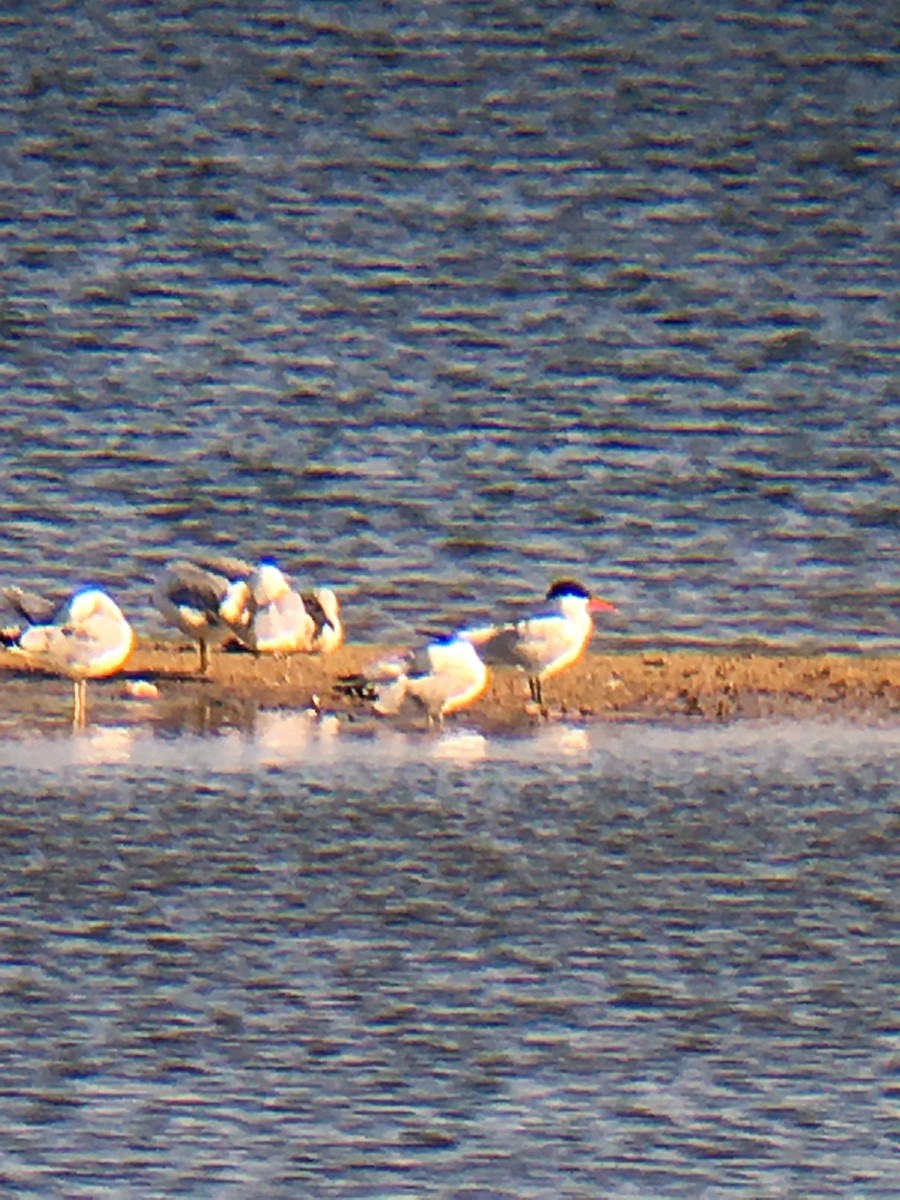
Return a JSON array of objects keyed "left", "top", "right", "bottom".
[{"left": 545, "top": 578, "right": 590, "bottom": 601}]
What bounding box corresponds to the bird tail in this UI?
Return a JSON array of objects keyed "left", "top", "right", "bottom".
[
  {"left": 370, "top": 677, "right": 408, "bottom": 716},
  {"left": 333, "top": 674, "right": 378, "bottom": 701},
  {"left": 333, "top": 672, "right": 409, "bottom": 715},
  {"left": 0, "top": 625, "right": 22, "bottom": 649},
  {"left": 456, "top": 623, "right": 502, "bottom": 646}
]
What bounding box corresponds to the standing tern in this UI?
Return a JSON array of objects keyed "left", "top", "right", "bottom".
[
  {"left": 461, "top": 578, "right": 617, "bottom": 708},
  {"left": 337, "top": 632, "right": 488, "bottom": 727},
  {"left": 3, "top": 586, "right": 135, "bottom": 723},
  {"left": 153, "top": 554, "right": 253, "bottom": 673}
]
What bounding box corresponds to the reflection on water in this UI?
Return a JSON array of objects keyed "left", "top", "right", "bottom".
[
  {"left": 1, "top": 710, "right": 897, "bottom": 778},
  {"left": 430, "top": 730, "right": 488, "bottom": 765},
  {"left": 0, "top": 716, "right": 898, "bottom": 1194}
]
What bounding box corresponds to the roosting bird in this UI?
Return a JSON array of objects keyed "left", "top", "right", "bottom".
[
  {"left": 153, "top": 554, "right": 253, "bottom": 673},
  {"left": 336, "top": 632, "right": 488, "bottom": 727},
  {"left": 3, "top": 585, "right": 135, "bottom": 723},
  {"left": 219, "top": 561, "right": 343, "bottom": 656}
]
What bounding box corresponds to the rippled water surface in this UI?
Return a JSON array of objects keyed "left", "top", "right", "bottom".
[
  {"left": 1, "top": 720, "right": 899, "bottom": 1196},
  {"left": 0, "top": 0, "right": 897, "bottom": 647},
  {"left": 1, "top": 5, "right": 898, "bottom": 1194}
]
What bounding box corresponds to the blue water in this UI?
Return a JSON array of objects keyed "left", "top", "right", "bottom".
[
  {"left": 0, "top": 0, "right": 896, "bottom": 649},
  {"left": 1, "top": 3, "right": 898, "bottom": 1194},
  {"left": 0, "top": 719, "right": 898, "bottom": 1196}
]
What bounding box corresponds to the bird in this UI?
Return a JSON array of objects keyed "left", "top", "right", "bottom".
[
  {"left": 152, "top": 554, "right": 253, "bottom": 673},
  {"left": 336, "top": 632, "right": 488, "bottom": 727},
  {"left": 219, "top": 561, "right": 343, "bottom": 656},
  {"left": 460, "top": 578, "right": 617, "bottom": 709},
  {"left": 3, "top": 586, "right": 135, "bottom": 723},
  {"left": 294, "top": 586, "right": 343, "bottom": 655}
]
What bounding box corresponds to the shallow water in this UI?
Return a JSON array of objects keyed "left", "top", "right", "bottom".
[
  {"left": 1, "top": 719, "right": 899, "bottom": 1196},
  {"left": 0, "top": 1, "right": 897, "bottom": 650},
  {"left": 1, "top": 5, "right": 898, "bottom": 1194}
]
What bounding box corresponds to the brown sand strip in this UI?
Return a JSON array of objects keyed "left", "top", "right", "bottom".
[{"left": 1, "top": 640, "right": 899, "bottom": 731}]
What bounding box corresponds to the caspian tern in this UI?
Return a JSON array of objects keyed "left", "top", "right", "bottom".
[
  {"left": 153, "top": 554, "right": 253, "bottom": 673},
  {"left": 3, "top": 586, "right": 135, "bottom": 723},
  {"left": 337, "top": 632, "right": 488, "bottom": 727},
  {"left": 460, "top": 578, "right": 617, "bottom": 708},
  {"left": 219, "top": 562, "right": 343, "bottom": 656}
]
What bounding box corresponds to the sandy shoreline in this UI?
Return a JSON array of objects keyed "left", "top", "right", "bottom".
[{"left": 1, "top": 639, "right": 898, "bottom": 733}]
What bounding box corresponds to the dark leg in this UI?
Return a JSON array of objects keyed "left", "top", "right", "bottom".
[{"left": 199, "top": 640, "right": 209, "bottom": 674}]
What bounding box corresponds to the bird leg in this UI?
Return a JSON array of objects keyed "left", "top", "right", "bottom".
[
  {"left": 72, "top": 678, "right": 87, "bottom": 727},
  {"left": 199, "top": 640, "right": 209, "bottom": 674}
]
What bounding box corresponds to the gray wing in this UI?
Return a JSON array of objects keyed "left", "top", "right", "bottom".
[
  {"left": 300, "top": 591, "right": 333, "bottom": 637},
  {"left": 2, "top": 586, "right": 58, "bottom": 626},
  {"left": 477, "top": 614, "right": 573, "bottom": 674},
  {"left": 165, "top": 561, "right": 232, "bottom": 607},
  {"left": 189, "top": 553, "right": 254, "bottom": 583},
  {"left": 472, "top": 624, "right": 531, "bottom": 669},
  {"left": 404, "top": 644, "right": 436, "bottom": 680}
]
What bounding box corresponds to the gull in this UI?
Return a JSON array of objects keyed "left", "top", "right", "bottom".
[
  {"left": 219, "top": 561, "right": 343, "bottom": 656},
  {"left": 153, "top": 554, "right": 253, "bottom": 673},
  {"left": 3, "top": 586, "right": 135, "bottom": 723},
  {"left": 336, "top": 632, "right": 488, "bottom": 727},
  {"left": 461, "top": 578, "right": 617, "bottom": 708}
]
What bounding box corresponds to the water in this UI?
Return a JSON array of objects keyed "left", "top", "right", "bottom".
[
  {"left": 1, "top": 5, "right": 898, "bottom": 1194},
  {"left": 0, "top": 719, "right": 898, "bottom": 1196},
  {"left": 0, "top": 1, "right": 897, "bottom": 648}
]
